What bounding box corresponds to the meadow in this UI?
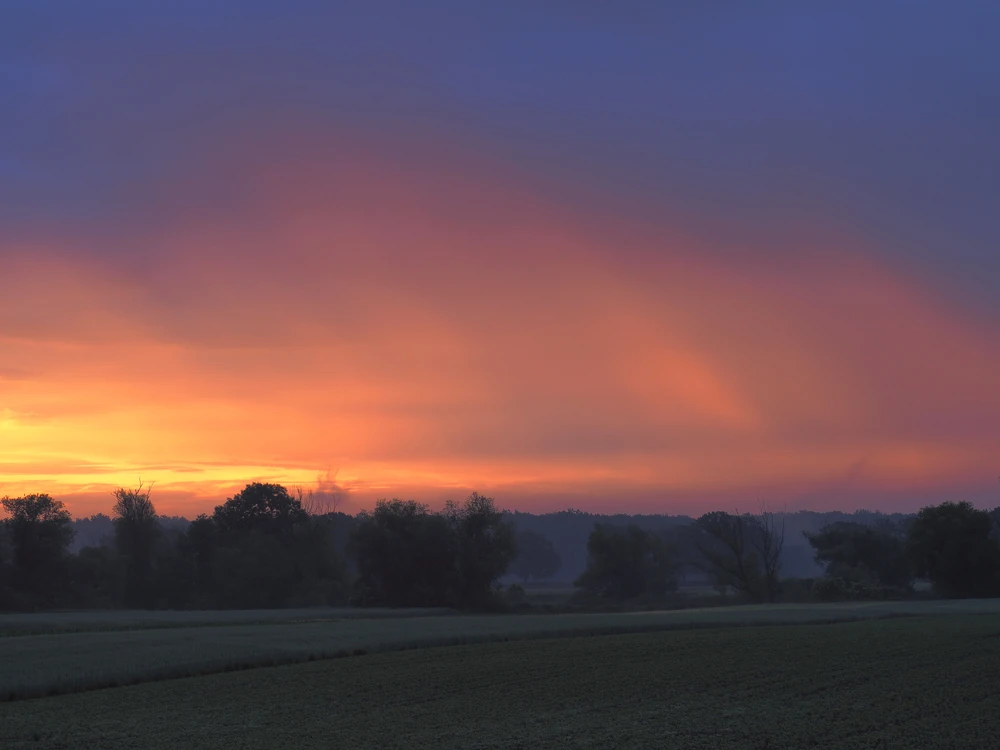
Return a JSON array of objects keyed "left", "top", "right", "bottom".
[
  {"left": 2, "top": 599, "right": 999, "bottom": 702},
  {"left": 2, "top": 613, "right": 998, "bottom": 749}
]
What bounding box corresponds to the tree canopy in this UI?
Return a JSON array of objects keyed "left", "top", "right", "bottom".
[
  {"left": 907, "top": 501, "right": 1000, "bottom": 598},
  {"left": 1, "top": 494, "right": 75, "bottom": 607},
  {"left": 575, "top": 524, "right": 678, "bottom": 601},
  {"left": 351, "top": 494, "right": 515, "bottom": 609},
  {"left": 212, "top": 482, "right": 309, "bottom": 536},
  {"left": 805, "top": 522, "right": 910, "bottom": 588}
]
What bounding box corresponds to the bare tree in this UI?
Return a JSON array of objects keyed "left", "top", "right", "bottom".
[
  {"left": 693, "top": 503, "right": 785, "bottom": 604},
  {"left": 112, "top": 481, "right": 157, "bottom": 530},
  {"left": 751, "top": 502, "right": 785, "bottom": 603},
  {"left": 693, "top": 510, "right": 762, "bottom": 602},
  {"left": 297, "top": 469, "right": 345, "bottom": 516}
]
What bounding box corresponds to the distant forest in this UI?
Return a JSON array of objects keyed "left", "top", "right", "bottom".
[{"left": 3, "top": 483, "right": 998, "bottom": 612}]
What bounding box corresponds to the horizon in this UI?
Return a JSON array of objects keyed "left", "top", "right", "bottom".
[
  {"left": 14, "top": 481, "right": 994, "bottom": 521},
  {"left": 4, "top": 2, "right": 1000, "bottom": 518}
]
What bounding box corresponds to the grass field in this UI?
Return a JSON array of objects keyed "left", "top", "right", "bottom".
[
  {"left": 2, "top": 615, "right": 998, "bottom": 749},
  {"left": 0, "top": 606, "right": 452, "bottom": 636},
  {"left": 2, "top": 599, "right": 999, "bottom": 701}
]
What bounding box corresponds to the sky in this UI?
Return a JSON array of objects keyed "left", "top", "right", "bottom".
[{"left": 2, "top": 1, "right": 1000, "bottom": 517}]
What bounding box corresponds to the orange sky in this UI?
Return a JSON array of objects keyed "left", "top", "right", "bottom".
[{"left": 3, "top": 140, "right": 1000, "bottom": 517}]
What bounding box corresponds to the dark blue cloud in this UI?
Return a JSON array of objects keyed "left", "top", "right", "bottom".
[{"left": 2, "top": 0, "right": 998, "bottom": 307}]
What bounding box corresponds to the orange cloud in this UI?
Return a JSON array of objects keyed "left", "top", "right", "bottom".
[{"left": 2, "top": 138, "right": 999, "bottom": 516}]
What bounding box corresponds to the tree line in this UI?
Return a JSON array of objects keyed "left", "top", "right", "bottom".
[
  {"left": 0, "top": 484, "right": 514, "bottom": 611},
  {"left": 573, "top": 502, "right": 1000, "bottom": 604},
  {"left": 2, "top": 484, "right": 999, "bottom": 611}
]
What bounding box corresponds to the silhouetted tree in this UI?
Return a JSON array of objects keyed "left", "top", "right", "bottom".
[
  {"left": 351, "top": 499, "right": 459, "bottom": 607},
  {"left": 692, "top": 508, "right": 784, "bottom": 602},
  {"left": 112, "top": 483, "right": 161, "bottom": 606},
  {"left": 693, "top": 511, "right": 764, "bottom": 601},
  {"left": 198, "top": 483, "right": 345, "bottom": 608},
  {"left": 575, "top": 524, "right": 678, "bottom": 601},
  {"left": 213, "top": 482, "right": 308, "bottom": 536},
  {"left": 1, "top": 494, "right": 75, "bottom": 607},
  {"left": 806, "top": 522, "right": 911, "bottom": 588},
  {"left": 445, "top": 493, "right": 517, "bottom": 607},
  {"left": 509, "top": 529, "right": 562, "bottom": 583},
  {"left": 907, "top": 501, "right": 1000, "bottom": 598},
  {"left": 754, "top": 505, "right": 785, "bottom": 603}
]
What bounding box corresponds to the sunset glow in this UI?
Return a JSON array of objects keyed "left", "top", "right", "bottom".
[{"left": 3, "top": 3, "right": 999, "bottom": 516}]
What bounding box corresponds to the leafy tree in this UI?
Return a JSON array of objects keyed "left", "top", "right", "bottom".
[
  {"left": 197, "top": 484, "right": 345, "bottom": 608},
  {"left": 509, "top": 529, "right": 562, "bottom": 583},
  {"left": 907, "top": 501, "right": 1000, "bottom": 598},
  {"left": 805, "top": 522, "right": 910, "bottom": 588},
  {"left": 445, "top": 493, "right": 517, "bottom": 607},
  {"left": 351, "top": 499, "right": 459, "bottom": 607},
  {"left": 1, "top": 494, "right": 75, "bottom": 607},
  {"left": 575, "top": 524, "right": 678, "bottom": 601},
  {"left": 112, "top": 484, "right": 161, "bottom": 606},
  {"left": 212, "top": 483, "right": 308, "bottom": 536}
]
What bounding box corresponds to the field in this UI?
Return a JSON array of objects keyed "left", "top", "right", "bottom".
[
  {"left": 3, "top": 600, "right": 999, "bottom": 701},
  {"left": 0, "top": 606, "right": 451, "bottom": 636},
  {"left": 2, "top": 613, "right": 999, "bottom": 749}
]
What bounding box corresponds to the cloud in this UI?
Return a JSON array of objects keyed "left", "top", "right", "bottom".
[{"left": 1, "top": 134, "right": 998, "bottom": 515}]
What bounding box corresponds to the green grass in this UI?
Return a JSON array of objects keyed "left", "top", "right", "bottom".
[
  {"left": 2, "top": 615, "right": 998, "bottom": 749},
  {"left": 3, "top": 599, "right": 999, "bottom": 701},
  {"left": 0, "top": 606, "right": 451, "bottom": 636}
]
